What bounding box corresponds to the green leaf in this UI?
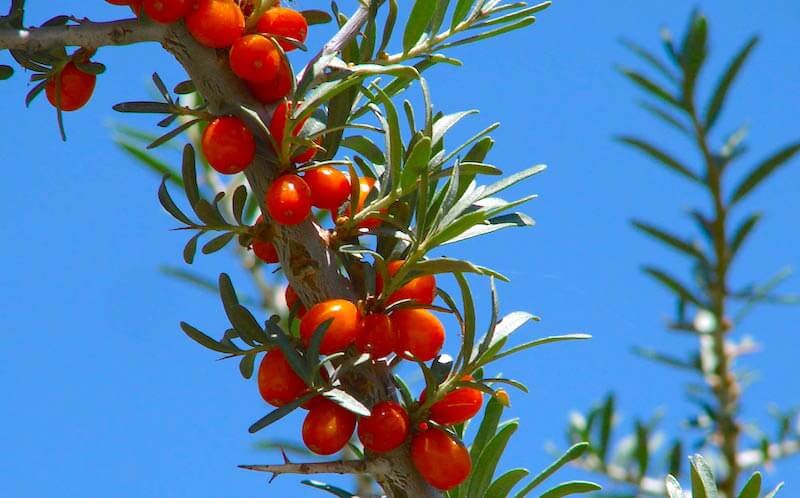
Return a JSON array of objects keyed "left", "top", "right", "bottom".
[
  {"left": 341, "top": 135, "right": 386, "bottom": 165},
  {"left": 181, "top": 144, "right": 200, "bottom": 207},
  {"left": 665, "top": 475, "right": 683, "bottom": 498},
  {"left": 432, "top": 110, "right": 478, "bottom": 147},
  {"left": 514, "top": 443, "right": 589, "bottom": 496},
  {"left": 470, "top": 397, "right": 504, "bottom": 462},
  {"left": 117, "top": 142, "right": 184, "bottom": 187},
  {"left": 668, "top": 440, "right": 683, "bottom": 477},
  {"left": 183, "top": 233, "right": 200, "bottom": 264},
  {"left": 147, "top": 118, "right": 202, "bottom": 150},
  {"left": 632, "top": 219, "right": 707, "bottom": 262},
  {"left": 620, "top": 38, "right": 678, "bottom": 83},
  {"left": 239, "top": 353, "right": 256, "bottom": 379},
  {"left": 679, "top": 12, "right": 708, "bottom": 92},
  {"left": 764, "top": 482, "right": 785, "bottom": 498},
  {"left": 485, "top": 469, "right": 529, "bottom": 498},
  {"left": 619, "top": 68, "right": 682, "bottom": 108},
  {"left": 705, "top": 36, "right": 759, "bottom": 130},
  {"left": 729, "top": 142, "right": 800, "bottom": 205},
  {"left": 0, "top": 64, "right": 13, "bottom": 80},
  {"left": 444, "top": 212, "right": 535, "bottom": 246},
  {"left": 377, "top": 0, "right": 398, "bottom": 55},
  {"left": 179, "top": 321, "right": 238, "bottom": 354},
  {"left": 536, "top": 481, "right": 601, "bottom": 498},
  {"left": 632, "top": 347, "right": 697, "bottom": 371},
  {"left": 201, "top": 232, "right": 235, "bottom": 254},
  {"left": 643, "top": 266, "right": 704, "bottom": 307},
  {"left": 729, "top": 212, "right": 762, "bottom": 259},
  {"left": 689, "top": 454, "right": 718, "bottom": 498},
  {"left": 455, "top": 273, "right": 476, "bottom": 369},
  {"left": 737, "top": 471, "right": 761, "bottom": 498},
  {"left": 617, "top": 136, "right": 700, "bottom": 183},
  {"left": 401, "top": 136, "right": 432, "bottom": 193},
  {"left": 231, "top": 185, "right": 248, "bottom": 225},
  {"left": 248, "top": 393, "right": 314, "bottom": 433},
  {"left": 491, "top": 334, "right": 591, "bottom": 363},
  {"left": 403, "top": 0, "right": 437, "bottom": 53},
  {"left": 113, "top": 101, "right": 174, "bottom": 114},
  {"left": 323, "top": 388, "right": 371, "bottom": 416},
  {"left": 639, "top": 101, "right": 691, "bottom": 135},
  {"left": 300, "top": 10, "right": 332, "bottom": 26},
  {"left": 467, "top": 421, "right": 519, "bottom": 498},
  {"left": 597, "top": 395, "right": 614, "bottom": 463},
  {"left": 158, "top": 176, "right": 193, "bottom": 225},
  {"left": 301, "top": 480, "right": 353, "bottom": 497},
  {"left": 415, "top": 257, "right": 507, "bottom": 281},
  {"left": 451, "top": 0, "right": 476, "bottom": 29},
  {"left": 634, "top": 421, "right": 649, "bottom": 478},
  {"left": 440, "top": 17, "right": 538, "bottom": 51}
]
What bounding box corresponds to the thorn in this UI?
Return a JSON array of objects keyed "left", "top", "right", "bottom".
[
  {"left": 280, "top": 447, "right": 291, "bottom": 464},
  {"left": 269, "top": 472, "right": 278, "bottom": 484}
]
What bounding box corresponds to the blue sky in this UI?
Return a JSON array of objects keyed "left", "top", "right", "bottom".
[{"left": 1, "top": 1, "right": 798, "bottom": 496}]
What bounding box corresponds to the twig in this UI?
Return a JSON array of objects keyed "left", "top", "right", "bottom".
[
  {"left": 0, "top": 18, "right": 165, "bottom": 52},
  {"left": 240, "top": 459, "right": 371, "bottom": 476}
]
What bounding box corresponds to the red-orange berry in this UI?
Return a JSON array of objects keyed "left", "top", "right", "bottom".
[
  {"left": 143, "top": 0, "right": 191, "bottom": 23},
  {"left": 411, "top": 428, "right": 471, "bottom": 490},
  {"left": 257, "top": 349, "right": 309, "bottom": 407},
  {"left": 252, "top": 239, "right": 278, "bottom": 263},
  {"left": 201, "top": 116, "right": 255, "bottom": 174},
  {"left": 347, "top": 177, "right": 384, "bottom": 229},
  {"left": 255, "top": 7, "right": 308, "bottom": 52},
  {"left": 302, "top": 399, "right": 357, "bottom": 455},
  {"left": 391, "top": 308, "right": 445, "bottom": 362},
  {"left": 376, "top": 260, "right": 437, "bottom": 305},
  {"left": 355, "top": 313, "right": 397, "bottom": 360},
  {"left": 357, "top": 401, "right": 409, "bottom": 453},
  {"left": 299, "top": 299, "right": 361, "bottom": 354},
  {"left": 284, "top": 285, "right": 307, "bottom": 318},
  {"left": 266, "top": 174, "right": 312, "bottom": 225},
  {"left": 45, "top": 62, "right": 97, "bottom": 112},
  {"left": 106, "top": 0, "right": 143, "bottom": 14},
  {"left": 425, "top": 376, "right": 483, "bottom": 426},
  {"left": 303, "top": 166, "right": 351, "bottom": 210},
  {"left": 229, "top": 34, "right": 282, "bottom": 82},
  {"left": 268, "top": 100, "right": 318, "bottom": 163},
  {"left": 186, "top": 0, "right": 244, "bottom": 48},
  {"left": 247, "top": 61, "right": 293, "bottom": 104}
]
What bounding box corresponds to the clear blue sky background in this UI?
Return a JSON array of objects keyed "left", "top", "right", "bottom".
[{"left": 1, "top": 1, "right": 798, "bottom": 496}]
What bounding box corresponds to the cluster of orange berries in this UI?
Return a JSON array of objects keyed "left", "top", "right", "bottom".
[{"left": 255, "top": 265, "right": 480, "bottom": 490}]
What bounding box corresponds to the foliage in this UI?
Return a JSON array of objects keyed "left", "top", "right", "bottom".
[{"left": 562, "top": 10, "right": 800, "bottom": 496}]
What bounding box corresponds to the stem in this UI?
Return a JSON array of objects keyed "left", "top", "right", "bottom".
[
  {"left": 687, "top": 99, "right": 741, "bottom": 495},
  {"left": 240, "top": 459, "right": 372, "bottom": 476},
  {"left": 0, "top": 18, "right": 165, "bottom": 51}
]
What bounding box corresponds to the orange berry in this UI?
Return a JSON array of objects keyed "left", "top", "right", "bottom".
[
  {"left": 45, "top": 62, "right": 96, "bottom": 112},
  {"left": 143, "top": 0, "right": 191, "bottom": 23},
  {"left": 252, "top": 239, "right": 278, "bottom": 263},
  {"left": 391, "top": 308, "right": 445, "bottom": 362},
  {"left": 355, "top": 313, "right": 397, "bottom": 360},
  {"left": 302, "top": 400, "right": 357, "bottom": 455},
  {"left": 201, "top": 116, "right": 255, "bottom": 174},
  {"left": 357, "top": 401, "right": 409, "bottom": 453},
  {"left": 247, "top": 61, "right": 293, "bottom": 104},
  {"left": 425, "top": 376, "right": 483, "bottom": 426},
  {"left": 303, "top": 166, "right": 351, "bottom": 210},
  {"left": 347, "top": 177, "right": 384, "bottom": 229},
  {"left": 257, "top": 349, "right": 309, "bottom": 407},
  {"left": 255, "top": 7, "right": 308, "bottom": 52},
  {"left": 186, "top": 0, "right": 244, "bottom": 48},
  {"left": 376, "top": 260, "right": 436, "bottom": 305},
  {"left": 229, "top": 34, "right": 282, "bottom": 82},
  {"left": 266, "top": 174, "right": 312, "bottom": 225},
  {"left": 284, "top": 285, "right": 307, "bottom": 318},
  {"left": 411, "top": 428, "right": 471, "bottom": 490},
  {"left": 300, "top": 299, "right": 361, "bottom": 354},
  {"left": 268, "top": 100, "right": 317, "bottom": 163}
]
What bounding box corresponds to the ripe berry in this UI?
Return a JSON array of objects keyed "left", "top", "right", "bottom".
[
  {"left": 284, "top": 285, "right": 307, "bottom": 318},
  {"left": 411, "top": 428, "right": 471, "bottom": 490},
  {"left": 391, "top": 308, "right": 445, "bottom": 362},
  {"left": 255, "top": 7, "right": 308, "bottom": 52},
  {"left": 302, "top": 399, "right": 357, "bottom": 455},
  {"left": 266, "top": 174, "right": 312, "bottom": 225},
  {"left": 355, "top": 313, "right": 397, "bottom": 360},
  {"left": 300, "top": 299, "right": 361, "bottom": 354},
  {"left": 229, "top": 34, "right": 282, "bottom": 82},
  {"left": 348, "top": 177, "right": 384, "bottom": 229},
  {"left": 201, "top": 116, "right": 255, "bottom": 174},
  {"left": 376, "top": 260, "right": 436, "bottom": 305},
  {"left": 45, "top": 62, "right": 97, "bottom": 112},
  {"left": 304, "top": 166, "right": 351, "bottom": 210},
  {"left": 268, "top": 100, "right": 318, "bottom": 163},
  {"left": 357, "top": 401, "right": 409, "bottom": 453},
  {"left": 252, "top": 239, "right": 278, "bottom": 263},
  {"left": 425, "top": 376, "right": 483, "bottom": 426},
  {"left": 143, "top": 0, "right": 191, "bottom": 23},
  {"left": 257, "top": 349, "right": 309, "bottom": 407},
  {"left": 186, "top": 0, "right": 244, "bottom": 48},
  {"left": 105, "top": 0, "right": 142, "bottom": 14},
  {"left": 247, "top": 61, "right": 292, "bottom": 104}
]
